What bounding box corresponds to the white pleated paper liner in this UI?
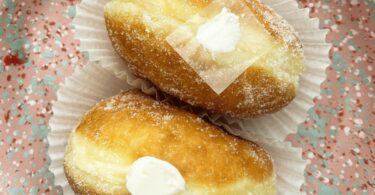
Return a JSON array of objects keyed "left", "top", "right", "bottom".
[
  {"left": 48, "top": 62, "right": 306, "bottom": 195},
  {"left": 73, "top": 0, "right": 330, "bottom": 142}
]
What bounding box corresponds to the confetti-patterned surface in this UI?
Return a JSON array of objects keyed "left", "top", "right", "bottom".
[{"left": 0, "top": 0, "right": 374, "bottom": 194}]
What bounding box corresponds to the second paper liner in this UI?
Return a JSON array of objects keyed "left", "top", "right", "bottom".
[
  {"left": 49, "top": 62, "right": 307, "bottom": 194},
  {"left": 49, "top": 0, "right": 331, "bottom": 194}
]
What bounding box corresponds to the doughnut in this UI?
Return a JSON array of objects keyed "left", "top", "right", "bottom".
[
  {"left": 64, "top": 90, "right": 275, "bottom": 194},
  {"left": 104, "top": 0, "right": 305, "bottom": 117}
]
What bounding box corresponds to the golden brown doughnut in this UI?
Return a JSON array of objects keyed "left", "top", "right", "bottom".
[
  {"left": 64, "top": 90, "right": 275, "bottom": 194},
  {"left": 104, "top": 0, "right": 304, "bottom": 118}
]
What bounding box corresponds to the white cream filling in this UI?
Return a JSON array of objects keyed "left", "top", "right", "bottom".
[
  {"left": 196, "top": 8, "right": 241, "bottom": 54},
  {"left": 126, "top": 156, "right": 186, "bottom": 195}
]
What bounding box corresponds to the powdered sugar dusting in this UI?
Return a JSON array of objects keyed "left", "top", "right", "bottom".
[
  {"left": 104, "top": 0, "right": 304, "bottom": 117},
  {"left": 104, "top": 99, "right": 116, "bottom": 111},
  {"left": 77, "top": 90, "right": 274, "bottom": 184},
  {"left": 261, "top": 7, "right": 303, "bottom": 53},
  {"left": 162, "top": 114, "right": 174, "bottom": 122}
]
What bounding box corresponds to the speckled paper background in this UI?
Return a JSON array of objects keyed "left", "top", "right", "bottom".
[{"left": 0, "top": 0, "right": 374, "bottom": 194}]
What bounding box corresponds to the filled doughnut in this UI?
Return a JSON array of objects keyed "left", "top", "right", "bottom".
[
  {"left": 104, "top": 0, "right": 305, "bottom": 117},
  {"left": 64, "top": 90, "right": 275, "bottom": 194}
]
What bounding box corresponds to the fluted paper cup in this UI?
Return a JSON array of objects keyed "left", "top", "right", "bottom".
[
  {"left": 73, "top": 0, "right": 330, "bottom": 142},
  {"left": 49, "top": 62, "right": 306, "bottom": 194}
]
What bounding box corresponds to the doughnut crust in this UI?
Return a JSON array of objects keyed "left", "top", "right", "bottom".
[
  {"left": 64, "top": 90, "right": 275, "bottom": 195},
  {"left": 104, "top": 0, "right": 304, "bottom": 118}
]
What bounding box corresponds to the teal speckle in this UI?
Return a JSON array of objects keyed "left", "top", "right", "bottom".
[
  {"left": 359, "top": 159, "right": 365, "bottom": 166},
  {"left": 8, "top": 187, "right": 26, "bottom": 195},
  {"left": 29, "top": 187, "right": 38, "bottom": 195},
  {"left": 347, "top": 39, "right": 360, "bottom": 52},
  {"left": 0, "top": 63, "right": 3, "bottom": 74},
  {"left": 5, "top": 136, "right": 12, "bottom": 143},
  {"left": 31, "top": 124, "right": 48, "bottom": 139},
  {"left": 2, "top": 90, "right": 10, "bottom": 100},
  {"left": 13, "top": 129, "right": 20, "bottom": 136},
  {"left": 31, "top": 166, "right": 47, "bottom": 179},
  {"left": 56, "top": 69, "right": 64, "bottom": 76},
  {"left": 322, "top": 88, "right": 333, "bottom": 96},
  {"left": 338, "top": 76, "right": 346, "bottom": 84},
  {"left": 10, "top": 103, "right": 16, "bottom": 110},
  {"left": 359, "top": 70, "right": 370, "bottom": 84},
  {"left": 10, "top": 38, "right": 26, "bottom": 51},
  {"left": 298, "top": 126, "right": 326, "bottom": 139},
  {"left": 18, "top": 116, "right": 26, "bottom": 125},
  {"left": 330, "top": 128, "right": 338, "bottom": 136},
  {"left": 350, "top": 79, "right": 359, "bottom": 85},
  {"left": 322, "top": 151, "right": 333, "bottom": 158},
  {"left": 23, "top": 151, "right": 30, "bottom": 158},
  {"left": 344, "top": 97, "right": 352, "bottom": 111},
  {"left": 5, "top": 16, "right": 12, "bottom": 29},
  {"left": 20, "top": 103, "right": 28, "bottom": 111},
  {"left": 5, "top": 0, "right": 16, "bottom": 14},
  {"left": 23, "top": 60, "right": 32, "bottom": 68},
  {"left": 26, "top": 114, "right": 33, "bottom": 122},
  {"left": 369, "top": 179, "right": 375, "bottom": 188},
  {"left": 338, "top": 87, "right": 345, "bottom": 95},
  {"left": 366, "top": 0, "right": 375, "bottom": 9},
  {"left": 38, "top": 118, "right": 44, "bottom": 125},
  {"left": 61, "top": 59, "right": 69, "bottom": 67},
  {"left": 319, "top": 184, "right": 340, "bottom": 195},
  {"left": 67, "top": 6, "right": 76, "bottom": 17},
  {"left": 331, "top": 176, "right": 340, "bottom": 185},
  {"left": 16, "top": 15, "right": 26, "bottom": 30},
  {"left": 331, "top": 53, "right": 348, "bottom": 72},
  {"left": 309, "top": 109, "right": 327, "bottom": 129},
  {"left": 307, "top": 175, "right": 315, "bottom": 182},
  {"left": 43, "top": 75, "right": 56, "bottom": 86},
  {"left": 6, "top": 150, "right": 15, "bottom": 160},
  {"left": 363, "top": 76, "right": 370, "bottom": 84},
  {"left": 10, "top": 109, "right": 18, "bottom": 117},
  {"left": 41, "top": 50, "right": 56, "bottom": 59},
  {"left": 17, "top": 78, "right": 24, "bottom": 85},
  {"left": 33, "top": 45, "right": 40, "bottom": 53},
  {"left": 31, "top": 78, "right": 38, "bottom": 88},
  {"left": 333, "top": 63, "right": 347, "bottom": 72},
  {"left": 54, "top": 37, "right": 62, "bottom": 48}
]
